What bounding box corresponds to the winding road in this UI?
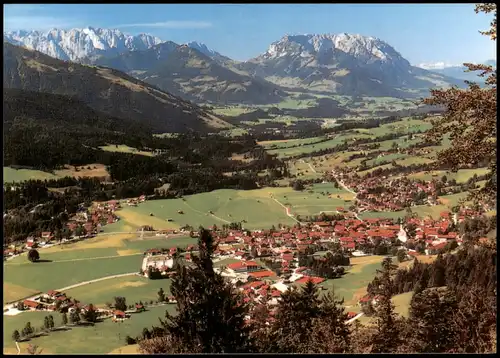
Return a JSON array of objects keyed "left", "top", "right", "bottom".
[
  {"left": 330, "top": 173, "right": 362, "bottom": 220},
  {"left": 4, "top": 272, "right": 139, "bottom": 313}
]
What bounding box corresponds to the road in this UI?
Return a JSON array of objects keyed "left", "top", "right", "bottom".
[
  {"left": 346, "top": 312, "right": 365, "bottom": 324},
  {"left": 300, "top": 159, "right": 317, "bottom": 174},
  {"left": 330, "top": 173, "right": 362, "bottom": 220},
  {"left": 270, "top": 196, "right": 301, "bottom": 224},
  {"left": 4, "top": 272, "right": 139, "bottom": 313}
]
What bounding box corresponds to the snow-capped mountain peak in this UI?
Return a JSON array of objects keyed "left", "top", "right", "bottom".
[
  {"left": 3, "top": 27, "right": 163, "bottom": 62},
  {"left": 186, "top": 41, "right": 217, "bottom": 57},
  {"left": 261, "top": 33, "right": 406, "bottom": 65}
]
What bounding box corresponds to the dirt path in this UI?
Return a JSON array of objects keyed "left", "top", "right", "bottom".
[
  {"left": 181, "top": 201, "right": 231, "bottom": 224},
  {"left": 330, "top": 174, "right": 361, "bottom": 220},
  {"left": 4, "top": 272, "right": 139, "bottom": 313},
  {"left": 346, "top": 312, "right": 365, "bottom": 324},
  {"left": 7, "top": 253, "right": 143, "bottom": 265},
  {"left": 269, "top": 196, "right": 301, "bottom": 224},
  {"left": 300, "top": 159, "right": 318, "bottom": 174}
]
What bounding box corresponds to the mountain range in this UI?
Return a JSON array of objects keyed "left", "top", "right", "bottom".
[
  {"left": 418, "top": 60, "right": 496, "bottom": 82},
  {"left": 4, "top": 27, "right": 467, "bottom": 104},
  {"left": 3, "top": 42, "right": 231, "bottom": 133}
]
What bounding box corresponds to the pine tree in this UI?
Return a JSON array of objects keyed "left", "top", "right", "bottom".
[
  {"left": 407, "top": 287, "right": 458, "bottom": 352},
  {"left": 12, "top": 330, "right": 20, "bottom": 342},
  {"left": 61, "top": 312, "right": 68, "bottom": 326},
  {"left": 370, "top": 259, "right": 401, "bottom": 353},
  {"left": 141, "top": 228, "right": 254, "bottom": 353},
  {"left": 268, "top": 278, "right": 350, "bottom": 353}
]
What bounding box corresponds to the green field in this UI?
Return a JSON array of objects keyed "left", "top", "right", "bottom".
[
  {"left": 267, "top": 133, "right": 372, "bottom": 158},
  {"left": 406, "top": 168, "right": 489, "bottom": 183},
  {"left": 3, "top": 305, "right": 175, "bottom": 354},
  {"left": 392, "top": 291, "right": 413, "bottom": 317},
  {"left": 103, "top": 189, "right": 298, "bottom": 231},
  {"left": 3, "top": 235, "right": 197, "bottom": 303},
  {"left": 258, "top": 136, "right": 325, "bottom": 149},
  {"left": 273, "top": 183, "right": 355, "bottom": 217},
  {"left": 98, "top": 144, "right": 154, "bottom": 157},
  {"left": 295, "top": 255, "right": 389, "bottom": 305},
  {"left": 63, "top": 275, "right": 172, "bottom": 308},
  {"left": 4, "top": 167, "right": 59, "bottom": 183}
]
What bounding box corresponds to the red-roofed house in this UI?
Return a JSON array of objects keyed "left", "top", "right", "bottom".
[
  {"left": 296, "top": 276, "right": 325, "bottom": 285},
  {"left": 227, "top": 260, "right": 260, "bottom": 273},
  {"left": 248, "top": 270, "right": 275, "bottom": 279}
]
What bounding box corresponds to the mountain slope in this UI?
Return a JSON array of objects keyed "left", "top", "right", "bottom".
[
  {"left": 94, "top": 42, "right": 287, "bottom": 104},
  {"left": 235, "top": 33, "right": 465, "bottom": 97},
  {"left": 3, "top": 27, "right": 163, "bottom": 62},
  {"left": 186, "top": 41, "right": 234, "bottom": 65},
  {"left": 3, "top": 42, "right": 231, "bottom": 133}
]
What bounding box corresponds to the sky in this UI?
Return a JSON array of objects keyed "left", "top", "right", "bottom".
[{"left": 3, "top": 3, "right": 496, "bottom": 66}]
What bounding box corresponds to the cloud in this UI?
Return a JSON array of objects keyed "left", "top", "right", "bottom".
[
  {"left": 117, "top": 21, "right": 213, "bottom": 29},
  {"left": 4, "top": 16, "right": 82, "bottom": 32},
  {"left": 417, "top": 62, "right": 460, "bottom": 70}
]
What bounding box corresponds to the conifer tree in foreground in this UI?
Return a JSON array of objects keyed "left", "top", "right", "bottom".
[
  {"left": 370, "top": 258, "right": 402, "bottom": 353},
  {"left": 139, "top": 228, "right": 254, "bottom": 353},
  {"left": 267, "top": 278, "right": 350, "bottom": 353}
]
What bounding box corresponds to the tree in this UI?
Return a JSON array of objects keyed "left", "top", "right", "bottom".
[
  {"left": 157, "top": 288, "right": 165, "bottom": 302},
  {"left": 114, "top": 296, "right": 127, "bottom": 312},
  {"left": 69, "top": 311, "right": 80, "bottom": 324},
  {"left": 84, "top": 304, "right": 98, "bottom": 323},
  {"left": 61, "top": 312, "right": 68, "bottom": 326},
  {"left": 43, "top": 316, "right": 50, "bottom": 330},
  {"left": 23, "top": 322, "right": 33, "bottom": 337},
  {"left": 27, "top": 249, "right": 40, "bottom": 262},
  {"left": 267, "top": 279, "right": 350, "bottom": 353},
  {"left": 292, "top": 180, "right": 305, "bottom": 191},
  {"left": 406, "top": 287, "right": 458, "bottom": 352},
  {"left": 423, "top": 4, "right": 496, "bottom": 203},
  {"left": 396, "top": 249, "right": 407, "bottom": 263},
  {"left": 141, "top": 228, "right": 254, "bottom": 353},
  {"left": 12, "top": 330, "right": 20, "bottom": 342}
]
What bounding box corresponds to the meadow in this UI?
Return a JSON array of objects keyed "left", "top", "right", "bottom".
[
  {"left": 4, "top": 164, "right": 109, "bottom": 183},
  {"left": 266, "top": 133, "right": 372, "bottom": 158},
  {"left": 3, "top": 305, "right": 176, "bottom": 354},
  {"left": 3, "top": 234, "right": 196, "bottom": 304},
  {"left": 63, "top": 275, "right": 172, "bottom": 308},
  {"left": 103, "top": 188, "right": 301, "bottom": 232},
  {"left": 273, "top": 183, "right": 355, "bottom": 217},
  {"left": 98, "top": 144, "right": 154, "bottom": 157},
  {"left": 294, "top": 255, "right": 388, "bottom": 305}
]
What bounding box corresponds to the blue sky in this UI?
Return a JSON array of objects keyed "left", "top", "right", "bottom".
[{"left": 4, "top": 4, "right": 496, "bottom": 65}]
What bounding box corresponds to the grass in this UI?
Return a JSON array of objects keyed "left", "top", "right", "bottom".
[
  {"left": 258, "top": 136, "right": 325, "bottom": 149},
  {"left": 63, "top": 276, "right": 172, "bottom": 308},
  {"left": 3, "top": 305, "right": 175, "bottom": 354},
  {"left": 271, "top": 183, "right": 355, "bottom": 217},
  {"left": 3, "top": 234, "right": 197, "bottom": 302},
  {"left": 3, "top": 283, "right": 41, "bottom": 305},
  {"left": 295, "top": 255, "right": 388, "bottom": 305},
  {"left": 105, "top": 189, "right": 297, "bottom": 231},
  {"left": 4, "top": 164, "right": 109, "bottom": 183},
  {"left": 406, "top": 168, "right": 489, "bottom": 183},
  {"left": 392, "top": 291, "right": 413, "bottom": 317},
  {"left": 3, "top": 167, "right": 59, "bottom": 183},
  {"left": 4, "top": 255, "right": 141, "bottom": 296},
  {"left": 98, "top": 144, "right": 154, "bottom": 157},
  {"left": 266, "top": 133, "right": 372, "bottom": 158}
]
